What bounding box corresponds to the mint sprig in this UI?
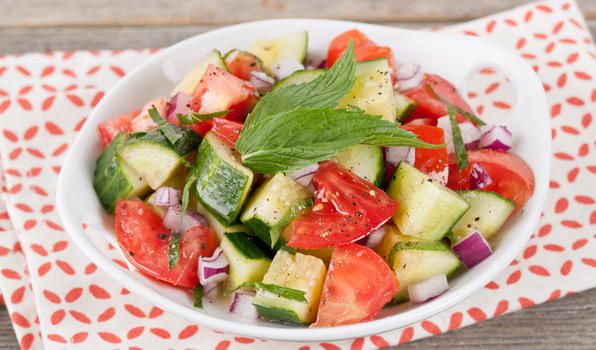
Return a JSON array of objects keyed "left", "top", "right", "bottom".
[
  {"left": 448, "top": 106, "right": 468, "bottom": 172},
  {"left": 223, "top": 281, "right": 307, "bottom": 304},
  {"left": 168, "top": 232, "right": 183, "bottom": 270},
  {"left": 243, "top": 40, "right": 357, "bottom": 131},
  {"left": 148, "top": 107, "right": 184, "bottom": 145},
  {"left": 177, "top": 110, "right": 233, "bottom": 125},
  {"left": 236, "top": 107, "right": 441, "bottom": 174}
]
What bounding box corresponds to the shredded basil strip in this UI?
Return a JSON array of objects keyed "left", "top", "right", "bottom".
[
  {"left": 179, "top": 164, "right": 198, "bottom": 223},
  {"left": 168, "top": 232, "right": 184, "bottom": 270},
  {"left": 177, "top": 110, "right": 233, "bottom": 125},
  {"left": 425, "top": 83, "right": 487, "bottom": 126},
  {"left": 193, "top": 284, "right": 203, "bottom": 309},
  {"left": 448, "top": 106, "right": 469, "bottom": 172},
  {"left": 148, "top": 107, "right": 183, "bottom": 145},
  {"left": 222, "top": 281, "right": 307, "bottom": 304}
]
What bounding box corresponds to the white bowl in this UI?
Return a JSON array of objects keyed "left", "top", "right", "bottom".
[{"left": 56, "top": 19, "right": 550, "bottom": 342}]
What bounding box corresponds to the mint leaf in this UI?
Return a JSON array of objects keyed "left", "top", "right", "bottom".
[
  {"left": 180, "top": 163, "right": 198, "bottom": 223},
  {"left": 448, "top": 106, "right": 468, "bottom": 172},
  {"left": 243, "top": 41, "right": 357, "bottom": 131},
  {"left": 177, "top": 110, "right": 232, "bottom": 125},
  {"left": 168, "top": 232, "right": 183, "bottom": 270},
  {"left": 236, "top": 108, "right": 440, "bottom": 174},
  {"left": 425, "top": 83, "right": 486, "bottom": 126},
  {"left": 222, "top": 281, "right": 307, "bottom": 303},
  {"left": 193, "top": 284, "right": 203, "bottom": 309},
  {"left": 148, "top": 107, "right": 183, "bottom": 145}
]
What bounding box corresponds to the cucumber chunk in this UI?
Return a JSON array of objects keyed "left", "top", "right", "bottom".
[
  {"left": 271, "top": 69, "right": 326, "bottom": 91},
  {"left": 451, "top": 190, "right": 516, "bottom": 243},
  {"left": 191, "top": 195, "right": 249, "bottom": 243},
  {"left": 220, "top": 231, "right": 273, "bottom": 289},
  {"left": 240, "top": 173, "right": 313, "bottom": 248},
  {"left": 394, "top": 92, "right": 418, "bottom": 123},
  {"left": 252, "top": 250, "right": 327, "bottom": 323},
  {"left": 385, "top": 162, "right": 470, "bottom": 241},
  {"left": 335, "top": 144, "right": 384, "bottom": 187},
  {"left": 338, "top": 58, "right": 397, "bottom": 122},
  {"left": 93, "top": 132, "right": 150, "bottom": 213},
  {"left": 193, "top": 132, "right": 254, "bottom": 225},
  {"left": 116, "top": 127, "right": 201, "bottom": 190},
  {"left": 170, "top": 49, "right": 229, "bottom": 97},
  {"left": 381, "top": 231, "right": 461, "bottom": 302},
  {"left": 250, "top": 31, "right": 308, "bottom": 75}
]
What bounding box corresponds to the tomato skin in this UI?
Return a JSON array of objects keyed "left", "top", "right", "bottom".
[
  {"left": 115, "top": 200, "right": 218, "bottom": 288},
  {"left": 311, "top": 243, "right": 398, "bottom": 327},
  {"left": 326, "top": 29, "right": 397, "bottom": 81},
  {"left": 447, "top": 149, "right": 535, "bottom": 213},
  {"left": 288, "top": 161, "right": 399, "bottom": 249},
  {"left": 400, "top": 124, "right": 448, "bottom": 183},
  {"left": 210, "top": 118, "right": 243, "bottom": 147},
  {"left": 225, "top": 51, "right": 263, "bottom": 81},
  {"left": 404, "top": 74, "right": 474, "bottom": 124},
  {"left": 97, "top": 109, "right": 140, "bottom": 147}
]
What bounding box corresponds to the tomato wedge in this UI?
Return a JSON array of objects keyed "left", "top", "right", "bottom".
[
  {"left": 404, "top": 74, "right": 474, "bottom": 124},
  {"left": 447, "top": 149, "right": 535, "bottom": 213},
  {"left": 97, "top": 109, "right": 140, "bottom": 147},
  {"left": 311, "top": 243, "right": 398, "bottom": 327},
  {"left": 210, "top": 118, "right": 243, "bottom": 147},
  {"left": 115, "top": 199, "right": 218, "bottom": 288},
  {"left": 326, "top": 29, "right": 397, "bottom": 81},
  {"left": 288, "top": 161, "right": 399, "bottom": 249},
  {"left": 225, "top": 50, "right": 263, "bottom": 81}
]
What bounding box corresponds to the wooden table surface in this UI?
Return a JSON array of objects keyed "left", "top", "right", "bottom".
[{"left": 2, "top": 0, "right": 596, "bottom": 349}]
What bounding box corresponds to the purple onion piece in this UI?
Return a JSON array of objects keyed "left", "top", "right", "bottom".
[
  {"left": 459, "top": 122, "right": 482, "bottom": 150},
  {"left": 396, "top": 62, "right": 424, "bottom": 92},
  {"left": 202, "top": 282, "right": 220, "bottom": 300},
  {"left": 270, "top": 56, "right": 305, "bottom": 80},
  {"left": 452, "top": 231, "right": 493, "bottom": 269},
  {"left": 364, "top": 225, "right": 388, "bottom": 250},
  {"left": 316, "top": 59, "right": 327, "bottom": 69},
  {"left": 479, "top": 125, "right": 512, "bottom": 151},
  {"left": 198, "top": 247, "right": 229, "bottom": 285},
  {"left": 249, "top": 71, "right": 275, "bottom": 93},
  {"left": 470, "top": 162, "right": 493, "bottom": 190},
  {"left": 229, "top": 291, "right": 260, "bottom": 321},
  {"left": 294, "top": 173, "right": 315, "bottom": 188},
  {"left": 385, "top": 147, "right": 415, "bottom": 167},
  {"left": 408, "top": 274, "right": 449, "bottom": 304},
  {"left": 162, "top": 205, "right": 208, "bottom": 232},
  {"left": 154, "top": 187, "right": 180, "bottom": 206},
  {"left": 166, "top": 92, "right": 193, "bottom": 124}
]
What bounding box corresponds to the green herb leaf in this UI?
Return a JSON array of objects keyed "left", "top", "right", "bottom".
[
  {"left": 148, "top": 107, "right": 184, "bottom": 145},
  {"left": 448, "top": 106, "right": 468, "bottom": 172},
  {"left": 168, "top": 232, "right": 183, "bottom": 270},
  {"left": 180, "top": 164, "right": 198, "bottom": 223},
  {"left": 236, "top": 108, "right": 441, "bottom": 174},
  {"left": 269, "top": 197, "right": 314, "bottom": 248},
  {"left": 222, "top": 281, "right": 307, "bottom": 303},
  {"left": 425, "top": 83, "right": 486, "bottom": 126},
  {"left": 177, "top": 110, "right": 233, "bottom": 125},
  {"left": 243, "top": 40, "right": 357, "bottom": 131},
  {"left": 193, "top": 284, "right": 203, "bottom": 309}
]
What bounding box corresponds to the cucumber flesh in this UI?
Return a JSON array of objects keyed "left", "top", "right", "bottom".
[
  {"left": 385, "top": 162, "right": 470, "bottom": 241},
  {"left": 394, "top": 92, "right": 418, "bottom": 123},
  {"left": 335, "top": 144, "right": 384, "bottom": 187},
  {"left": 451, "top": 190, "right": 516, "bottom": 243},
  {"left": 191, "top": 195, "right": 249, "bottom": 243},
  {"left": 170, "top": 49, "right": 229, "bottom": 97},
  {"left": 220, "top": 231, "right": 273, "bottom": 289},
  {"left": 271, "top": 69, "right": 326, "bottom": 91},
  {"left": 250, "top": 31, "right": 308, "bottom": 75}
]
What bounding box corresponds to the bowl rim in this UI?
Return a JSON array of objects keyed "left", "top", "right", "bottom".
[{"left": 56, "top": 18, "right": 551, "bottom": 342}]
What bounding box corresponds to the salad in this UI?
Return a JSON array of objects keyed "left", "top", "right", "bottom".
[{"left": 92, "top": 29, "right": 535, "bottom": 327}]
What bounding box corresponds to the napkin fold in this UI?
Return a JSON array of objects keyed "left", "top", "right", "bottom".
[{"left": 1, "top": 0, "right": 595, "bottom": 349}]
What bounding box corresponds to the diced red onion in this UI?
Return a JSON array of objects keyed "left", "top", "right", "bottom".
[
  {"left": 198, "top": 247, "right": 230, "bottom": 285},
  {"left": 166, "top": 92, "right": 193, "bottom": 124},
  {"left": 437, "top": 117, "right": 482, "bottom": 153},
  {"left": 364, "top": 225, "right": 388, "bottom": 250},
  {"left": 229, "top": 291, "right": 260, "bottom": 320},
  {"left": 249, "top": 71, "right": 275, "bottom": 93},
  {"left": 385, "top": 147, "right": 415, "bottom": 167},
  {"left": 479, "top": 125, "right": 512, "bottom": 151},
  {"left": 316, "top": 59, "right": 327, "bottom": 69},
  {"left": 270, "top": 56, "right": 305, "bottom": 80},
  {"left": 287, "top": 164, "right": 319, "bottom": 190},
  {"left": 154, "top": 187, "right": 180, "bottom": 206},
  {"left": 163, "top": 205, "right": 208, "bottom": 232},
  {"left": 396, "top": 62, "right": 424, "bottom": 92},
  {"left": 452, "top": 231, "right": 493, "bottom": 269},
  {"left": 408, "top": 274, "right": 449, "bottom": 304},
  {"left": 469, "top": 162, "right": 493, "bottom": 190},
  {"left": 202, "top": 282, "right": 220, "bottom": 300}
]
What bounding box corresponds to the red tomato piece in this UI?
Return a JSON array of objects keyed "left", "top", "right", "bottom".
[
  {"left": 97, "top": 109, "right": 140, "bottom": 147},
  {"left": 129, "top": 97, "right": 168, "bottom": 133},
  {"left": 311, "top": 243, "right": 398, "bottom": 327},
  {"left": 326, "top": 29, "right": 397, "bottom": 81},
  {"left": 400, "top": 124, "right": 448, "bottom": 184},
  {"left": 447, "top": 149, "right": 535, "bottom": 213},
  {"left": 115, "top": 199, "right": 218, "bottom": 288},
  {"left": 288, "top": 161, "right": 399, "bottom": 249},
  {"left": 225, "top": 51, "right": 263, "bottom": 81},
  {"left": 404, "top": 74, "right": 474, "bottom": 124},
  {"left": 210, "top": 118, "right": 243, "bottom": 147}
]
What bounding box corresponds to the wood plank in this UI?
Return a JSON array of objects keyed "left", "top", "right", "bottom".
[
  {"left": 1, "top": 20, "right": 596, "bottom": 55},
  {"left": 2, "top": 0, "right": 595, "bottom": 28}
]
